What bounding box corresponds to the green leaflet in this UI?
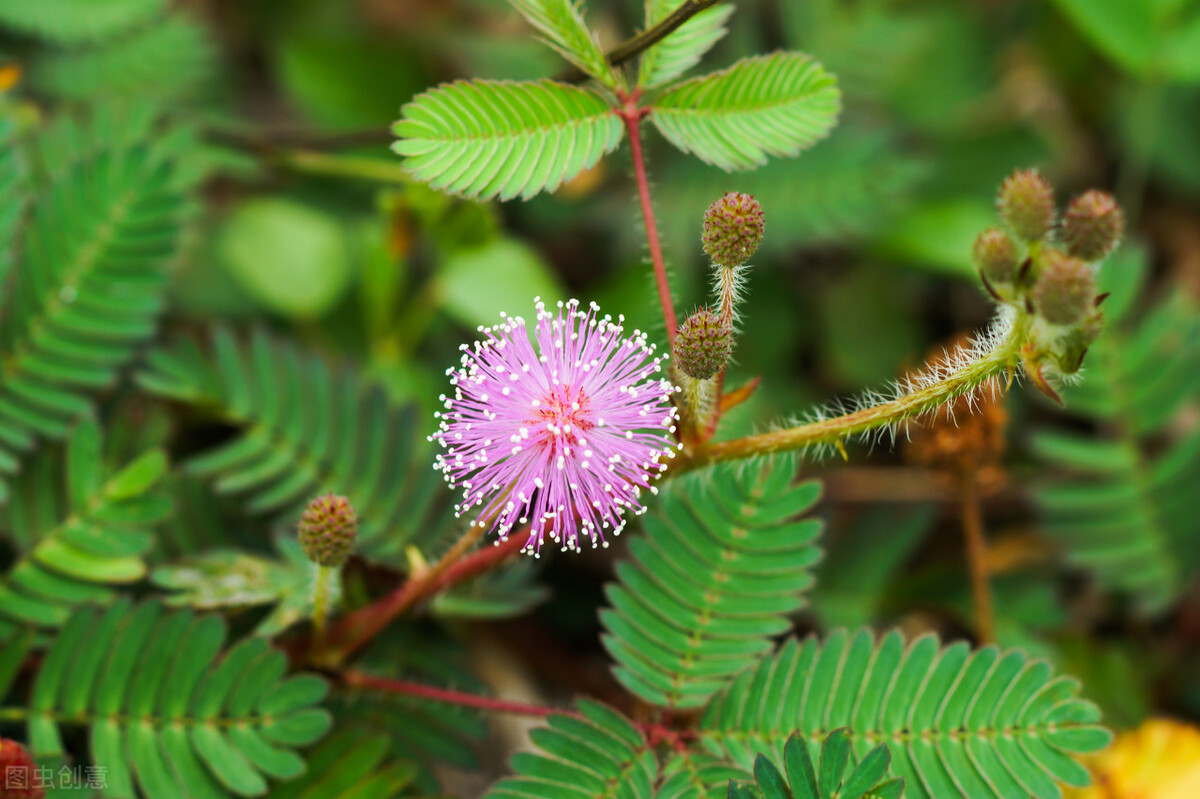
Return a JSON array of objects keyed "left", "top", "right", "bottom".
[
  {"left": 1032, "top": 245, "right": 1200, "bottom": 614},
  {"left": 0, "top": 0, "right": 166, "bottom": 43},
  {"left": 650, "top": 52, "right": 841, "bottom": 171},
  {"left": 393, "top": 79, "right": 623, "bottom": 201},
  {"left": 730, "top": 730, "right": 904, "bottom": 799},
  {"left": 601, "top": 461, "right": 822, "bottom": 709},
  {"left": 638, "top": 0, "right": 735, "bottom": 88},
  {"left": 508, "top": 0, "right": 617, "bottom": 86},
  {"left": 264, "top": 730, "right": 417, "bottom": 799},
  {"left": 699, "top": 629, "right": 1110, "bottom": 799},
  {"left": 1, "top": 600, "right": 331, "bottom": 798},
  {"left": 0, "top": 420, "right": 170, "bottom": 642},
  {"left": 137, "top": 326, "right": 455, "bottom": 562},
  {"left": 0, "top": 107, "right": 190, "bottom": 502},
  {"left": 483, "top": 700, "right": 656, "bottom": 799}
]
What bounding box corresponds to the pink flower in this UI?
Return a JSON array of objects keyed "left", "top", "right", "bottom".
[{"left": 433, "top": 299, "right": 679, "bottom": 555}]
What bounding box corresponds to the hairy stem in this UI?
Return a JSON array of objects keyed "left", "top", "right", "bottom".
[
  {"left": 673, "top": 315, "right": 1025, "bottom": 473},
  {"left": 959, "top": 470, "right": 996, "bottom": 644},
  {"left": 621, "top": 103, "right": 678, "bottom": 345}
]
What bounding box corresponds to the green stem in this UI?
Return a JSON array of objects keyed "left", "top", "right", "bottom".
[
  {"left": 277, "top": 149, "right": 412, "bottom": 185},
  {"left": 312, "top": 565, "right": 332, "bottom": 644},
  {"left": 673, "top": 315, "right": 1027, "bottom": 474},
  {"left": 560, "top": 0, "right": 727, "bottom": 82}
]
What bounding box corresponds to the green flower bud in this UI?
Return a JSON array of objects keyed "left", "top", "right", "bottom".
[
  {"left": 0, "top": 738, "right": 43, "bottom": 799},
  {"left": 1063, "top": 190, "right": 1124, "bottom": 261},
  {"left": 997, "top": 168, "right": 1055, "bottom": 243},
  {"left": 1054, "top": 312, "right": 1104, "bottom": 375},
  {"left": 674, "top": 308, "right": 733, "bottom": 380},
  {"left": 1033, "top": 250, "right": 1095, "bottom": 325},
  {"left": 702, "top": 192, "right": 764, "bottom": 267},
  {"left": 973, "top": 227, "right": 1019, "bottom": 286},
  {"left": 298, "top": 493, "right": 358, "bottom": 567}
]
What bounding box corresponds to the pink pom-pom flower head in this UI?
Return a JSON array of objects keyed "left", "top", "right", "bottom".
[{"left": 433, "top": 298, "right": 679, "bottom": 555}]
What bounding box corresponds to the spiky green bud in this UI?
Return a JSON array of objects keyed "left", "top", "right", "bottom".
[
  {"left": 1063, "top": 190, "right": 1124, "bottom": 261},
  {"left": 1033, "top": 250, "right": 1095, "bottom": 325},
  {"left": 997, "top": 168, "right": 1055, "bottom": 242},
  {"left": 973, "top": 227, "right": 1019, "bottom": 286},
  {"left": 298, "top": 493, "right": 357, "bottom": 567},
  {"left": 674, "top": 309, "right": 733, "bottom": 380},
  {"left": 0, "top": 738, "right": 43, "bottom": 799},
  {"left": 702, "top": 192, "right": 764, "bottom": 267}
]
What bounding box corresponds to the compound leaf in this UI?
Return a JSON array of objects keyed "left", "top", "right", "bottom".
[
  {"left": 483, "top": 700, "right": 656, "bottom": 799},
  {"left": 601, "top": 461, "right": 822, "bottom": 709},
  {"left": 700, "top": 629, "right": 1109, "bottom": 799},
  {"left": 2, "top": 600, "right": 331, "bottom": 798}
]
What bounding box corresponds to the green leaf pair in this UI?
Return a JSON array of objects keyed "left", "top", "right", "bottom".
[
  {"left": 730, "top": 730, "right": 902, "bottom": 799},
  {"left": 393, "top": 0, "right": 841, "bottom": 200}
]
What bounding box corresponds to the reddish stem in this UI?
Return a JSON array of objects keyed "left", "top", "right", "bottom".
[
  {"left": 343, "top": 670, "right": 556, "bottom": 717},
  {"left": 620, "top": 98, "right": 677, "bottom": 346},
  {"left": 320, "top": 532, "right": 529, "bottom": 665},
  {"left": 342, "top": 670, "right": 693, "bottom": 750}
]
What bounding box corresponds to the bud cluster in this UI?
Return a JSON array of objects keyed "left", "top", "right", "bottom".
[{"left": 973, "top": 168, "right": 1125, "bottom": 400}]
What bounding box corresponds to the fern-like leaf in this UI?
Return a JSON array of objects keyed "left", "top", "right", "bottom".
[
  {"left": 638, "top": 0, "right": 735, "bottom": 88},
  {"left": 1, "top": 599, "right": 331, "bottom": 797},
  {"left": 28, "top": 15, "right": 217, "bottom": 104},
  {"left": 508, "top": 0, "right": 617, "bottom": 86},
  {"left": 483, "top": 700, "right": 656, "bottom": 799},
  {"left": 0, "top": 420, "right": 169, "bottom": 642},
  {"left": 0, "top": 111, "right": 189, "bottom": 501},
  {"left": 0, "top": 0, "right": 165, "bottom": 43},
  {"left": 138, "top": 327, "right": 454, "bottom": 561},
  {"left": 602, "top": 461, "right": 822, "bottom": 710},
  {"left": 649, "top": 51, "right": 841, "bottom": 171},
  {"left": 699, "top": 629, "right": 1110, "bottom": 799},
  {"left": 1032, "top": 247, "right": 1200, "bottom": 614},
  {"left": 392, "top": 79, "right": 623, "bottom": 201}
]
